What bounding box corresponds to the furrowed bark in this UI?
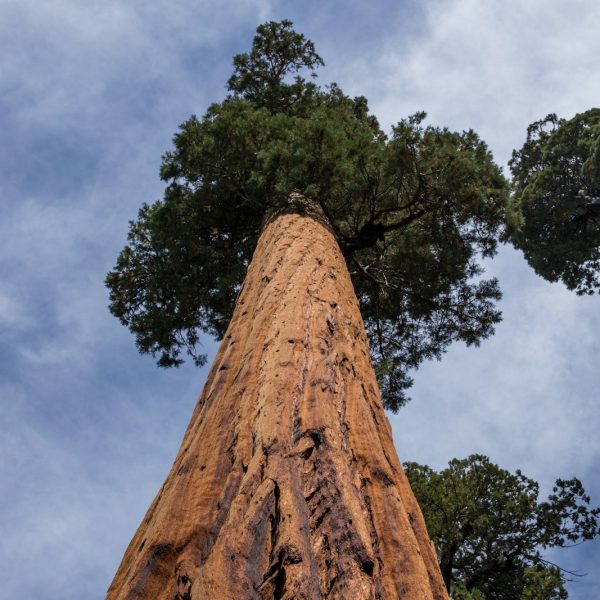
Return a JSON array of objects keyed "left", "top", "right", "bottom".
[{"left": 107, "top": 206, "right": 448, "bottom": 600}]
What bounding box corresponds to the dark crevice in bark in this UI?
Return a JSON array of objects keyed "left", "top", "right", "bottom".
[
  {"left": 174, "top": 572, "right": 192, "bottom": 600},
  {"left": 127, "top": 543, "right": 177, "bottom": 600},
  {"left": 325, "top": 572, "right": 338, "bottom": 597},
  {"left": 198, "top": 471, "right": 242, "bottom": 562},
  {"left": 304, "top": 485, "right": 320, "bottom": 504},
  {"left": 381, "top": 447, "right": 400, "bottom": 477},
  {"left": 312, "top": 506, "right": 331, "bottom": 530},
  {"left": 306, "top": 427, "right": 325, "bottom": 448},
  {"left": 336, "top": 358, "right": 350, "bottom": 453},
  {"left": 272, "top": 561, "right": 287, "bottom": 600},
  {"left": 259, "top": 546, "right": 296, "bottom": 600},
  {"left": 361, "top": 382, "right": 380, "bottom": 427},
  {"left": 360, "top": 477, "right": 382, "bottom": 567},
  {"left": 373, "top": 468, "right": 395, "bottom": 487},
  {"left": 270, "top": 480, "right": 281, "bottom": 563}
]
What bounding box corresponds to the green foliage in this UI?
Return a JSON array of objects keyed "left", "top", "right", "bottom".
[
  {"left": 106, "top": 21, "right": 510, "bottom": 410},
  {"left": 451, "top": 582, "right": 487, "bottom": 599},
  {"left": 405, "top": 456, "right": 599, "bottom": 599},
  {"left": 227, "top": 19, "right": 323, "bottom": 113},
  {"left": 520, "top": 567, "right": 567, "bottom": 600},
  {"left": 450, "top": 568, "right": 567, "bottom": 600},
  {"left": 509, "top": 109, "right": 600, "bottom": 294}
]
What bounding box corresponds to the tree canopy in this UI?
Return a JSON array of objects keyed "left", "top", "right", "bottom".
[
  {"left": 106, "top": 20, "right": 512, "bottom": 410},
  {"left": 509, "top": 109, "right": 600, "bottom": 294},
  {"left": 404, "top": 455, "right": 600, "bottom": 599}
]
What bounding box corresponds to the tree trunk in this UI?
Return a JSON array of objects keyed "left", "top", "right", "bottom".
[{"left": 106, "top": 206, "right": 448, "bottom": 600}]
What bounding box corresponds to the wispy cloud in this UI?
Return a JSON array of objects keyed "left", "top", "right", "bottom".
[
  {"left": 0, "top": 0, "right": 273, "bottom": 130},
  {"left": 337, "top": 0, "right": 600, "bottom": 165},
  {"left": 394, "top": 247, "right": 600, "bottom": 476}
]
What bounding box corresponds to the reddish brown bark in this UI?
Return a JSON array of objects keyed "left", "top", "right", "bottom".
[{"left": 107, "top": 206, "right": 448, "bottom": 599}]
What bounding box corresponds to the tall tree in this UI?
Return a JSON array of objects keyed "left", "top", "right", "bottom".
[
  {"left": 405, "top": 455, "right": 600, "bottom": 599},
  {"left": 509, "top": 109, "right": 600, "bottom": 294},
  {"left": 106, "top": 21, "right": 509, "bottom": 598}
]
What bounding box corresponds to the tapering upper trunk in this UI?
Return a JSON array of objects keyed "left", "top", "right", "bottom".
[{"left": 107, "top": 206, "right": 448, "bottom": 600}]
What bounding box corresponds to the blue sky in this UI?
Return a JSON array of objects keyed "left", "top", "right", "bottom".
[{"left": 1, "top": 1, "right": 599, "bottom": 598}]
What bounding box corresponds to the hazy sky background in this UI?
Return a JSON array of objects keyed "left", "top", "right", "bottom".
[{"left": 1, "top": 1, "right": 599, "bottom": 599}]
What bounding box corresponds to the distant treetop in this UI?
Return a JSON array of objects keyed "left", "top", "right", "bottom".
[
  {"left": 405, "top": 455, "right": 600, "bottom": 599},
  {"left": 509, "top": 108, "right": 600, "bottom": 294}
]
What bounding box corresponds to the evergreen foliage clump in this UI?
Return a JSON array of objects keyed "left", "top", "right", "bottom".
[
  {"left": 106, "top": 20, "right": 513, "bottom": 410},
  {"left": 509, "top": 109, "right": 600, "bottom": 294},
  {"left": 405, "top": 455, "right": 600, "bottom": 599}
]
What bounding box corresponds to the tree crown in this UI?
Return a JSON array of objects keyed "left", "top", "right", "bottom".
[
  {"left": 227, "top": 19, "right": 324, "bottom": 111},
  {"left": 509, "top": 108, "right": 600, "bottom": 294},
  {"left": 405, "top": 455, "right": 600, "bottom": 599},
  {"left": 106, "top": 21, "right": 510, "bottom": 410}
]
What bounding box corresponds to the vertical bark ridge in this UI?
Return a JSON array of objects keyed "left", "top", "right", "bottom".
[{"left": 106, "top": 211, "right": 448, "bottom": 600}]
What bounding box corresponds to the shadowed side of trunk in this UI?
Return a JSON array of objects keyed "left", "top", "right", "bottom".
[{"left": 106, "top": 208, "right": 448, "bottom": 600}]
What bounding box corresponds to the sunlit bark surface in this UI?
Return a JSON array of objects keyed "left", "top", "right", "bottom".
[{"left": 107, "top": 207, "right": 448, "bottom": 600}]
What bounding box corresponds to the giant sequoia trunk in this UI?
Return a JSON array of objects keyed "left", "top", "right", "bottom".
[{"left": 107, "top": 205, "right": 448, "bottom": 599}]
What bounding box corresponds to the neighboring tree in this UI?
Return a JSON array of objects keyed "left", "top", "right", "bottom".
[
  {"left": 509, "top": 109, "right": 600, "bottom": 294},
  {"left": 450, "top": 568, "right": 566, "bottom": 600},
  {"left": 404, "top": 455, "right": 600, "bottom": 599},
  {"left": 106, "top": 19, "right": 509, "bottom": 412}
]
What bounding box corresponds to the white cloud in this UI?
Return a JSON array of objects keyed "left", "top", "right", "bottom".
[
  {"left": 0, "top": 0, "right": 273, "bottom": 132},
  {"left": 0, "top": 287, "right": 33, "bottom": 330},
  {"left": 337, "top": 0, "right": 600, "bottom": 166},
  {"left": 0, "top": 0, "right": 275, "bottom": 376},
  {"left": 392, "top": 246, "right": 600, "bottom": 485}
]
